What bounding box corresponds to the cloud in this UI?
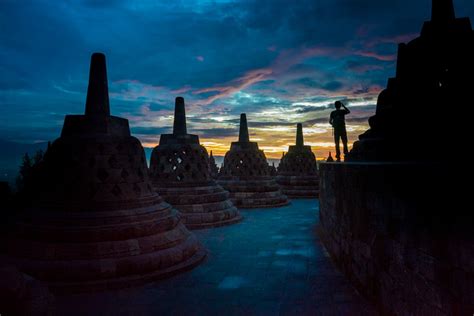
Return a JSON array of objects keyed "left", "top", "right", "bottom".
[
  {"left": 323, "top": 81, "right": 344, "bottom": 91},
  {"left": 0, "top": 0, "right": 472, "bottom": 158},
  {"left": 354, "top": 50, "right": 397, "bottom": 61},
  {"left": 194, "top": 68, "right": 273, "bottom": 105}
]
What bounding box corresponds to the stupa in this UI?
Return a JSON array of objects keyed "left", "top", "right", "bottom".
[
  {"left": 319, "top": 1, "right": 473, "bottom": 314},
  {"left": 209, "top": 151, "right": 220, "bottom": 179},
  {"left": 347, "top": 0, "right": 473, "bottom": 161},
  {"left": 277, "top": 124, "right": 319, "bottom": 198},
  {"left": 326, "top": 152, "right": 334, "bottom": 162},
  {"left": 269, "top": 162, "right": 277, "bottom": 177},
  {"left": 218, "top": 114, "right": 289, "bottom": 208},
  {"left": 2, "top": 53, "right": 205, "bottom": 292},
  {"left": 149, "top": 97, "right": 242, "bottom": 229}
]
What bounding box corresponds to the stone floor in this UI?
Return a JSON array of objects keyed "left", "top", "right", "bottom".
[{"left": 56, "top": 199, "right": 377, "bottom": 315}]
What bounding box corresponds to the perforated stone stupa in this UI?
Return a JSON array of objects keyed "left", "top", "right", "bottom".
[
  {"left": 218, "top": 114, "right": 289, "bottom": 208},
  {"left": 277, "top": 124, "right": 319, "bottom": 198},
  {"left": 209, "top": 151, "right": 220, "bottom": 179},
  {"left": 2, "top": 53, "right": 205, "bottom": 292},
  {"left": 149, "top": 97, "right": 241, "bottom": 229}
]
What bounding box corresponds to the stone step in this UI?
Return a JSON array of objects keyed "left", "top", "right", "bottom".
[
  {"left": 5, "top": 234, "right": 202, "bottom": 284},
  {"left": 6, "top": 223, "right": 192, "bottom": 260},
  {"left": 160, "top": 189, "right": 229, "bottom": 205},
  {"left": 182, "top": 207, "right": 241, "bottom": 228},
  {"left": 232, "top": 196, "right": 289, "bottom": 208},
  {"left": 14, "top": 210, "right": 181, "bottom": 242},
  {"left": 177, "top": 199, "right": 235, "bottom": 213}
]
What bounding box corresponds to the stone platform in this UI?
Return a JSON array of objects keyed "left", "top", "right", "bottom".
[
  {"left": 319, "top": 162, "right": 473, "bottom": 315},
  {"left": 55, "top": 200, "right": 376, "bottom": 315}
]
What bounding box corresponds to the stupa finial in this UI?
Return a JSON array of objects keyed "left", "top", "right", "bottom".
[
  {"left": 296, "top": 123, "right": 304, "bottom": 147},
  {"left": 431, "top": 0, "right": 455, "bottom": 22},
  {"left": 85, "top": 52, "right": 110, "bottom": 117},
  {"left": 239, "top": 113, "right": 250, "bottom": 142},
  {"left": 173, "top": 97, "right": 187, "bottom": 135}
]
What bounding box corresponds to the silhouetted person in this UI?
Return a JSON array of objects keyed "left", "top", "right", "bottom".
[{"left": 329, "top": 101, "right": 350, "bottom": 161}]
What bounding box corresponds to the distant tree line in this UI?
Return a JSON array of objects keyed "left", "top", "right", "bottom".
[{"left": 0, "top": 143, "right": 51, "bottom": 236}]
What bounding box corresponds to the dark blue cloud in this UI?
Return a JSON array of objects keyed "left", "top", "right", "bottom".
[{"left": 0, "top": 0, "right": 473, "bottom": 147}]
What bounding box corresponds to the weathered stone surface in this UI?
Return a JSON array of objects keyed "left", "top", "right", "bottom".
[
  {"left": 277, "top": 124, "right": 319, "bottom": 199},
  {"left": 53, "top": 200, "right": 377, "bottom": 315},
  {"left": 218, "top": 114, "right": 289, "bottom": 208},
  {"left": 2, "top": 53, "right": 205, "bottom": 292},
  {"left": 318, "top": 2, "right": 473, "bottom": 314},
  {"left": 0, "top": 264, "right": 55, "bottom": 315},
  {"left": 150, "top": 98, "right": 241, "bottom": 229},
  {"left": 318, "top": 162, "right": 473, "bottom": 315}
]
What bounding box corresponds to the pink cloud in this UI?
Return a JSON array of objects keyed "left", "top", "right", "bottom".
[
  {"left": 194, "top": 68, "right": 273, "bottom": 105},
  {"left": 172, "top": 85, "right": 192, "bottom": 94},
  {"left": 354, "top": 50, "right": 397, "bottom": 61},
  {"left": 192, "top": 46, "right": 342, "bottom": 106},
  {"left": 121, "top": 102, "right": 173, "bottom": 125},
  {"left": 366, "top": 33, "right": 418, "bottom": 48}
]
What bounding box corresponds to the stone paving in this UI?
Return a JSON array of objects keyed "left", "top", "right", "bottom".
[{"left": 56, "top": 199, "right": 377, "bottom": 315}]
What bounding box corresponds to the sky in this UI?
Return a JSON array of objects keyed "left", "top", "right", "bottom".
[{"left": 1, "top": 0, "right": 473, "bottom": 159}]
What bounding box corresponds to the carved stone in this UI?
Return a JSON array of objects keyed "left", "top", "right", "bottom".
[
  {"left": 150, "top": 98, "right": 242, "bottom": 229},
  {"left": 218, "top": 114, "right": 289, "bottom": 208},
  {"left": 209, "top": 151, "right": 220, "bottom": 179},
  {"left": 277, "top": 124, "right": 319, "bottom": 198},
  {"left": 2, "top": 53, "right": 205, "bottom": 292}
]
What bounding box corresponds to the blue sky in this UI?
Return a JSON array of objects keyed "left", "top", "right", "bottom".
[{"left": 1, "top": 0, "right": 473, "bottom": 158}]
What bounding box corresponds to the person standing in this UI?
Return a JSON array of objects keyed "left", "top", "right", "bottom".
[{"left": 329, "top": 101, "right": 350, "bottom": 161}]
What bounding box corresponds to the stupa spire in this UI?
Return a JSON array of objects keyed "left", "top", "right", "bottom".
[
  {"left": 85, "top": 53, "right": 110, "bottom": 117},
  {"left": 431, "top": 0, "right": 455, "bottom": 22},
  {"left": 239, "top": 113, "right": 250, "bottom": 142},
  {"left": 296, "top": 123, "right": 304, "bottom": 147},
  {"left": 173, "top": 97, "right": 187, "bottom": 135}
]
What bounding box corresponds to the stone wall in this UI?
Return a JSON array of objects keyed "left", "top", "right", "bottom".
[{"left": 318, "top": 162, "right": 473, "bottom": 315}]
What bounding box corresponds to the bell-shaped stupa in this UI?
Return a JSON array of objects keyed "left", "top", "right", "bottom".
[
  {"left": 218, "top": 114, "right": 289, "bottom": 208},
  {"left": 209, "top": 151, "right": 220, "bottom": 179},
  {"left": 277, "top": 124, "right": 319, "bottom": 198},
  {"left": 149, "top": 98, "right": 242, "bottom": 229},
  {"left": 347, "top": 0, "right": 474, "bottom": 161},
  {"left": 2, "top": 53, "right": 205, "bottom": 292}
]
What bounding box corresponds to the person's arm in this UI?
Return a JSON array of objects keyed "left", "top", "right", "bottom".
[
  {"left": 342, "top": 103, "right": 350, "bottom": 114},
  {"left": 329, "top": 112, "right": 334, "bottom": 126}
]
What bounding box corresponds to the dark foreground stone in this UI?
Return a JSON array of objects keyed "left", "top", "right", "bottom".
[{"left": 319, "top": 162, "right": 473, "bottom": 315}]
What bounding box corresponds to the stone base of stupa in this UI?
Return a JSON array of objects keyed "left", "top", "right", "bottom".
[
  {"left": 218, "top": 177, "right": 289, "bottom": 208},
  {"left": 0, "top": 264, "right": 55, "bottom": 315},
  {"left": 2, "top": 196, "right": 206, "bottom": 293},
  {"left": 154, "top": 182, "right": 243, "bottom": 229},
  {"left": 276, "top": 175, "right": 319, "bottom": 199}
]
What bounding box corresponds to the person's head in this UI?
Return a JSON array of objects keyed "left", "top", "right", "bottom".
[{"left": 335, "top": 101, "right": 342, "bottom": 109}]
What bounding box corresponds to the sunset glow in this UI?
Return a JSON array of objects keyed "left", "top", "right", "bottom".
[{"left": 1, "top": 0, "right": 472, "bottom": 161}]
